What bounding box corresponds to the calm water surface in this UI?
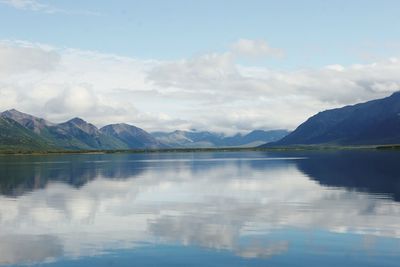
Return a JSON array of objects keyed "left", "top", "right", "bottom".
[{"left": 0, "top": 150, "right": 400, "bottom": 266}]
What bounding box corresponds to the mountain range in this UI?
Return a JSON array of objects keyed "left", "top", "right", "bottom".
[
  {"left": 265, "top": 92, "right": 400, "bottom": 146},
  {"left": 0, "top": 109, "right": 161, "bottom": 151},
  {"left": 152, "top": 129, "right": 290, "bottom": 148},
  {"left": 3, "top": 91, "right": 400, "bottom": 151},
  {"left": 0, "top": 109, "right": 288, "bottom": 151}
]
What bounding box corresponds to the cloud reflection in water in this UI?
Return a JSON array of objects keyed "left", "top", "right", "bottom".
[{"left": 0, "top": 151, "right": 399, "bottom": 265}]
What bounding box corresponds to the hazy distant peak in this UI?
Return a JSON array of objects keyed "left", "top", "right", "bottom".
[
  {"left": 152, "top": 129, "right": 290, "bottom": 148},
  {"left": 172, "top": 130, "right": 186, "bottom": 134}
]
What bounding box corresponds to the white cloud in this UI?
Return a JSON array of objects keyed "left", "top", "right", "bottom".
[
  {"left": 0, "top": 41, "right": 60, "bottom": 74},
  {"left": 45, "top": 85, "right": 98, "bottom": 114},
  {"left": 0, "top": 40, "right": 400, "bottom": 134},
  {"left": 148, "top": 52, "right": 239, "bottom": 90},
  {"left": 0, "top": 0, "right": 101, "bottom": 15},
  {"left": 0, "top": 0, "right": 58, "bottom": 13},
  {"left": 231, "top": 39, "right": 285, "bottom": 59}
]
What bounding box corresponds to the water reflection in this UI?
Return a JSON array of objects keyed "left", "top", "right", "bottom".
[
  {"left": 296, "top": 150, "right": 400, "bottom": 201},
  {"left": 0, "top": 151, "right": 399, "bottom": 266}
]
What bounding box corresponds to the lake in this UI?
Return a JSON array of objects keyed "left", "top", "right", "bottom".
[{"left": 0, "top": 150, "right": 400, "bottom": 266}]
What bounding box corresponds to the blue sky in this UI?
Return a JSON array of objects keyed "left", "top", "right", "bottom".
[
  {"left": 1, "top": 0, "right": 400, "bottom": 67},
  {"left": 0, "top": 0, "right": 400, "bottom": 133}
]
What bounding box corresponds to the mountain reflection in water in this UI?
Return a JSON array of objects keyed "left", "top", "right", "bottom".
[{"left": 0, "top": 151, "right": 399, "bottom": 266}]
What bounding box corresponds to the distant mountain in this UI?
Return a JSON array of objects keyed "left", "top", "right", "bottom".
[
  {"left": 152, "top": 129, "right": 289, "bottom": 148},
  {"left": 57, "top": 118, "right": 128, "bottom": 149},
  {"left": 1, "top": 108, "right": 54, "bottom": 134},
  {"left": 1, "top": 109, "right": 73, "bottom": 148},
  {"left": 265, "top": 92, "right": 400, "bottom": 146},
  {"left": 151, "top": 130, "right": 195, "bottom": 147},
  {"left": 0, "top": 109, "right": 161, "bottom": 151},
  {"left": 0, "top": 109, "right": 290, "bottom": 151},
  {"left": 152, "top": 130, "right": 222, "bottom": 148},
  {"left": 100, "top": 123, "right": 162, "bottom": 149},
  {"left": 223, "top": 130, "right": 291, "bottom": 147},
  {"left": 0, "top": 116, "right": 53, "bottom": 151}
]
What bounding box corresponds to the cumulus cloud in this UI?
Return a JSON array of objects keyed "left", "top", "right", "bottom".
[
  {"left": 45, "top": 85, "right": 98, "bottom": 114},
  {"left": 0, "top": 40, "right": 400, "bottom": 134},
  {"left": 0, "top": 41, "right": 60, "bottom": 74},
  {"left": 148, "top": 52, "right": 238, "bottom": 90},
  {"left": 231, "top": 39, "right": 285, "bottom": 59},
  {"left": 147, "top": 50, "right": 400, "bottom": 132}
]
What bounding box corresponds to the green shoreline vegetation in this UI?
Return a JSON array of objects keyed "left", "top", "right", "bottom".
[{"left": 0, "top": 144, "right": 399, "bottom": 155}]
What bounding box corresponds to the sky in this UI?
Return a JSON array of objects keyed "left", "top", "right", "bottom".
[{"left": 0, "top": 0, "right": 400, "bottom": 134}]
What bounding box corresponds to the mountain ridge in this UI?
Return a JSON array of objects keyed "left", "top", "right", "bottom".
[
  {"left": 0, "top": 110, "right": 160, "bottom": 150},
  {"left": 0, "top": 109, "right": 291, "bottom": 150},
  {"left": 0, "top": 116, "right": 54, "bottom": 150},
  {"left": 264, "top": 92, "right": 400, "bottom": 147},
  {"left": 100, "top": 123, "right": 163, "bottom": 149},
  {"left": 152, "top": 129, "right": 290, "bottom": 148}
]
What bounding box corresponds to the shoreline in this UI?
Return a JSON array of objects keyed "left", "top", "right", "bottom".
[{"left": 0, "top": 144, "right": 399, "bottom": 155}]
